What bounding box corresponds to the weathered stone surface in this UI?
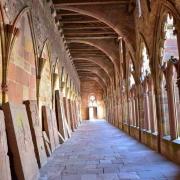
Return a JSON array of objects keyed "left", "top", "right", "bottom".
[
  {"left": 42, "top": 106, "right": 56, "bottom": 152},
  {"left": 71, "top": 101, "right": 77, "bottom": 129},
  {"left": 68, "top": 99, "right": 75, "bottom": 131},
  {"left": 50, "top": 109, "right": 60, "bottom": 148},
  {"left": 42, "top": 131, "right": 52, "bottom": 157},
  {"left": 24, "top": 100, "right": 47, "bottom": 168},
  {"left": 63, "top": 97, "right": 72, "bottom": 135},
  {"left": 0, "top": 111, "right": 11, "bottom": 180},
  {"left": 55, "top": 90, "right": 68, "bottom": 141},
  {"left": 3, "top": 102, "right": 39, "bottom": 180},
  {"left": 39, "top": 120, "right": 180, "bottom": 180}
]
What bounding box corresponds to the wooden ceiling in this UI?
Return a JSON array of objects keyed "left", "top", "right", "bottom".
[
  {"left": 52, "top": 0, "right": 131, "bottom": 89},
  {"left": 53, "top": 0, "right": 129, "bottom": 6}
]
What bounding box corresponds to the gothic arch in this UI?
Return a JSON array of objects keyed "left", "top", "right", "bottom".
[
  {"left": 38, "top": 40, "right": 53, "bottom": 123},
  {"left": 77, "top": 67, "right": 109, "bottom": 85},
  {"left": 74, "top": 58, "right": 112, "bottom": 81},
  {"left": 53, "top": 58, "right": 60, "bottom": 91},
  {"left": 154, "top": 2, "right": 180, "bottom": 85},
  {"left": 139, "top": 36, "right": 151, "bottom": 81},
  {"left": 55, "top": 5, "right": 135, "bottom": 55},
  {"left": 78, "top": 70, "right": 107, "bottom": 86},
  {"left": 7, "top": 7, "right": 37, "bottom": 103},
  {"left": 73, "top": 57, "right": 114, "bottom": 78},
  {"left": 68, "top": 40, "right": 119, "bottom": 74},
  {"left": 80, "top": 77, "right": 106, "bottom": 92}
]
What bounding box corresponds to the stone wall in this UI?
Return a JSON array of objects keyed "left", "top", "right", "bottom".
[{"left": 0, "top": 0, "right": 80, "bottom": 106}]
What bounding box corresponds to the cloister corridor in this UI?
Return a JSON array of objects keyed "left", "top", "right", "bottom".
[
  {"left": 39, "top": 120, "right": 180, "bottom": 180},
  {"left": 1, "top": 1, "right": 180, "bottom": 180}
]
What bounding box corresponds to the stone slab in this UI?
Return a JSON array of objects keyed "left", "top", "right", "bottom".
[
  {"left": 64, "top": 118, "right": 72, "bottom": 138},
  {"left": 58, "top": 131, "right": 65, "bottom": 143},
  {"left": 68, "top": 99, "right": 75, "bottom": 131},
  {"left": 24, "top": 100, "right": 47, "bottom": 168},
  {"left": 72, "top": 101, "right": 78, "bottom": 128},
  {"left": 42, "top": 106, "right": 56, "bottom": 152},
  {"left": 42, "top": 131, "right": 52, "bottom": 157},
  {"left": 55, "top": 90, "right": 68, "bottom": 141},
  {"left": 50, "top": 109, "right": 60, "bottom": 147},
  {"left": 0, "top": 110, "right": 11, "bottom": 180},
  {"left": 39, "top": 120, "right": 180, "bottom": 180},
  {"left": 63, "top": 97, "right": 72, "bottom": 136},
  {"left": 3, "top": 102, "right": 39, "bottom": 180}
]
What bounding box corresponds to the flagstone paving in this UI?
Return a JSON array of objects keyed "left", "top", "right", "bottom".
[{"left": 39, "top": 120, "right": 180, "bottom": 180}]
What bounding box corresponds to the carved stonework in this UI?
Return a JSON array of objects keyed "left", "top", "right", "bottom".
[
  {"left": 55, "top": 90, "right": 68, "bottom": 141},
  {"left": 3, "top": 102, "right": 39, "bottom": 180},
  {"left": 42, "top": 106, "right": 56, "bottom": 152},
  {"left": 23, "top": 100, "right": 47, "bottom": 168}
]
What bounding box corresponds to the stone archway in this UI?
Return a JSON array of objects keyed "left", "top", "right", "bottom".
[
  {"left": 7, "top": 11, "right": 36, "bottom": 103},
  {"left": 38, "top": 42, "right": 52, "bottom": 125}
]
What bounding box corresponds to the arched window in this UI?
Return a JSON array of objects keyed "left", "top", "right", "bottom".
[
  {"left": 128, "top": 59, "right": 136, "bottom": 126},
  {"left": 160, "top": 13, "right": 180, "bottom": 139},
  {"left": 161, "top": 75, "right": 170, "bottom": 136},
  {"left": 141, "top": 43, "right": 151, "bottom": 81},
  {"left": 161, "top": 14, "right": 179, "bottom": 64},
  {"left": 129, "top": 63, "right": 135, "bottom": 89},
  {"left": 140, "top": 42, "right": 152, "bottom": 131},
  {"left": 88, "top": 95, "right": 97, "bottom": 107}
]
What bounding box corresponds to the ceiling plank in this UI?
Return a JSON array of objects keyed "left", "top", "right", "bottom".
[
  {"left": 61, "top": 20, "right": 100, "bottom": 24},
  {"left": 66, "top": 36, "right": 117, "bottom": 40},
  {"left": 64, "top": 31, "right": 116, "bottom": 35},
  {"left": 63, "top": 26, "right": 112, "bottom": 30},
  {"left": 53, "top": 0, "right": 129, "bottom": 6}
]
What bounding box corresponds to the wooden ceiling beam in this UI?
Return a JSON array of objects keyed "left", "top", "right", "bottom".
[
  {"left": 63, "top": 26, "right": 111, "bottom": 30},
  {"left": 58, "top": 12, "right": 79, "bottom": 16},
  {"left": 53, "top": 0, "right": 129, "bottom": 6},
  {"left": 71, "top": 52, "right": 104, "bottom": 55},
  {"left": 64, "top": 31, "right": 116, "bottom": 35},
  {"left": 66, "top": 36, "right": 117, "bottom": 40},
  {"left": 69, "top": 47, "right": 100, "bottom": 52},
  {"left": 61, "top": 20, "right": 100, "bottom": 24}
]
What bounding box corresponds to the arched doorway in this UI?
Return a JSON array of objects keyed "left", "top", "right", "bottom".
[{"left": 88, "top": 95, "right": 97, "bottom": 120}]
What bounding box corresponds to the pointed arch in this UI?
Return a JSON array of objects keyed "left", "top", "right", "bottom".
[
  {"left": 139, "top": 36, "right": 151, "bottom": 82},
  {"left": 55, "top": 5, "right": 135, "bottom": 54},
  {"left": 38, "top": 40, "right": 53, "bottom": 124},
  {"left": 68, "top": 39, "right": 119, "bottom": 73},
  {"left": 53, "top": 58, "right": 60, "bottom": 91},
  {"left": 7, "top": 7, "right": 37, "bottom": 104},
  {"left": 155, "top": 4, "right": 180, "bottom": 140}
]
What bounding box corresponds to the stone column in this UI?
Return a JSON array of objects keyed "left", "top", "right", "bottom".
[
  {"left": 144, "top": 91, "right": 150, "bottom": 130},
  {"left": 154, "top": 86, "right": 163, "bottom": 153},
  {"left": 166, "top": 75, "right": 177, "bottom": 140},
  {"left": 149, "top": 90, "right": 155, "bottom": 132}
]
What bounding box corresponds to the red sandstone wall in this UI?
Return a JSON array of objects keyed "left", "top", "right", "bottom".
[{"left": 8, "top": 14, "right": 36, "bottom": 103}]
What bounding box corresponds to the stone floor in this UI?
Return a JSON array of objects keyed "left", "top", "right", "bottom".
[{"left": 39, "top": 120, "right": 180, "bottom": 180}]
